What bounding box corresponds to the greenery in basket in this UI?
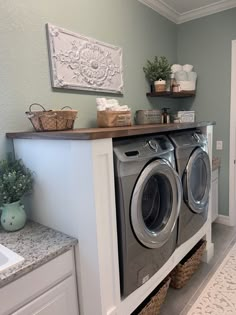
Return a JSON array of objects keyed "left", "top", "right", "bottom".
[
  {"left": 143, "top": 56, "right": 172, "bottom": 83},
  {"left": 0, "top": 158, "right": 33, "bottom": 205}
]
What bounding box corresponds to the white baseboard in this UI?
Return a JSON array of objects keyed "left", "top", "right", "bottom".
[{"left": 214, "top": 215, "right": 231, "bottom": 226}]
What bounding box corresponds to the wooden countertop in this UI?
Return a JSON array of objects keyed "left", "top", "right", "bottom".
[{"left": 6, "top": 121, "right": 215, "bottom": 140}]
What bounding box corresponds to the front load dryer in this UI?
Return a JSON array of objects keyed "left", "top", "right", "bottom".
[
  {"left": 113, "top": 135, "right": 182, "bottom": 298},
  {"left": 169, "top": 130, "right": 211, "bottom": 247}
]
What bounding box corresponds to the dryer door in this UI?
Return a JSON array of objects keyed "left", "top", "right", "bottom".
[
  {"left": 183, "top": 147, "right": 211, "bottom": 214},
  {"left": 131, "top": 159, "right": 182, "bottom": 249}
]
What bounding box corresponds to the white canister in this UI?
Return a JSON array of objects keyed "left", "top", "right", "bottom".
[{"left": 177, "top": 81, "right": 195, "bottom": 91}]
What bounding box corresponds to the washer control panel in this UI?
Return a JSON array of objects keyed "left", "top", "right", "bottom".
[
  {"left": 147, "top": 139, "right": 159, "bottom": 152},
  {"left": 192, "top": 133, "right": 201, "bottom": 143}
]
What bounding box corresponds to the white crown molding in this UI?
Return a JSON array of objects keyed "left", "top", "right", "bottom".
[
  {"left": 139, "top": 0, "right": 236, "bottom": 24},
  {"left": 178, "top": 0, "right": 236, "bottom": 24},
  {"left": 138, "top": 0, "right": 179, "bottom": 23}
]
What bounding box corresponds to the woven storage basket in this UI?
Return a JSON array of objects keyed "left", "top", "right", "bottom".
[
  {"left": 26, "top": 103, "right": 77, "bottom": 131},
  {"left": 170, "top": 240, "right": 207, "bottom": 289},
  {"left": 97, "top": 110, "right": 131, "bottom": 127},
  {"left": 132, "top": 277, "right": 171, "bottom": 315}
]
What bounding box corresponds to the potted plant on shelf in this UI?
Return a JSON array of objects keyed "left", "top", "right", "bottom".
[
  {"left": 143, "top": 56, "right": 172, "bottom": 93},
  {"left": 0, "top": 158, "right": 33, "bottom": 232}
]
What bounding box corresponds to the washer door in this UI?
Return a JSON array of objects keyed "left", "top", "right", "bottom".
[
  {"left": 183, "top": 147, "right": 211, "bottom": 214},
  {"left": 131, "top": 159, "right": 182, "bottom": 249}
]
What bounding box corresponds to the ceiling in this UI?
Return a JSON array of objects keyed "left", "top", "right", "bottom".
[{"left": 139, "top": 0, "right": 236, "bottom": 23}]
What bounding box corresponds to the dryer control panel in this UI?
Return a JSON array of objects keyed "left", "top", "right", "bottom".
[
  {"left": 113, "top": 135, "right": 174, "bottom": 163},
  {"left": 169, "top": 130, "right": 207, "bottom": 148}
]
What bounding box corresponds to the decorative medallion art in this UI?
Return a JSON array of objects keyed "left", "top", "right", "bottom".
[
  {"left": 187, "top": 242, "right": 236, "bottom": 315},
  {"left": 46, "top": 23, "right": 124, "bottom": 94}
]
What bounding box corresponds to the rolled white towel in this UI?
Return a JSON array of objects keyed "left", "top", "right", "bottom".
[
  {"left": 175, "top": 70, "right": 188, "bottom": 81},
  {"left": 97, "top": 105, "right": 107, "bottom": 111},
  {"left": 108, "top": 105, "right": 129, "bottom": 111},
  {"left": 119, "top": 105, "right": 130, "bottom": 111},
  {"left": 171, "top": 64, "right": 183, "bottom": 73},
  {"left": 96, "top": 98, "right": 107, "bottom": 107},
  {"left": 106, "top": 99, "right": 119, "bottom": 106},
  {"left": 187, "top": 71, "right": 197, "bottom": 82},
  {"left": 96, "top": 98, "right": 130, "bottom": 112},
  {"left": 183, "top": 64, "right": 194, "bottom": 72}
]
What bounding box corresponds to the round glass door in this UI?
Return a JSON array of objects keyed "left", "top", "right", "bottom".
[
  {"left": 183, "top": 147, "right": 211, "bottom": 214},
  {"left": 131, "top": 159, "right": 182, "bottom": 249}
]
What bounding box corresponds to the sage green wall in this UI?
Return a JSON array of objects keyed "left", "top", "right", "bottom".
[
  {"left": 177, "top": 8, "right": 236, "bottom": 215},
  {"left": 3, "top": 1, "right": 230, "bottom": 215},
  {"left": 0, "top": 0, "right": 177, "bottom": 157}
]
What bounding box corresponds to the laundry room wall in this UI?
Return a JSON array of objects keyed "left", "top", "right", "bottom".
[
  {"left": 177, "top": 8, "right": 236, "bottom": 216},
  {"left": 0, "top": 0, "right": 177, "bottom": 158}
]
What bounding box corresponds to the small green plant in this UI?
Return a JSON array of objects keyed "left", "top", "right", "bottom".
[
  {"left": 0, "top": 158, "right": 33, "bottom": 205},
  {"left": 143, "top": 56, "right": 172, "bottom": 83}
]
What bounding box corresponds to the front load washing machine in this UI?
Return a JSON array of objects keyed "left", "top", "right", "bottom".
[
  {"left": 113, "top": 135, "right": 182, "bottom": 298},
  {"left": 169, "top": 130, "right": 211, "bottom": 246}
]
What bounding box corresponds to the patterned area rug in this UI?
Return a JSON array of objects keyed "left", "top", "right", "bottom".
[{"left": 187, "top": 242, "right": 236, "bottom": 315}]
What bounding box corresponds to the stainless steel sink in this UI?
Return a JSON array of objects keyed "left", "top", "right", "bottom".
[{"left": 0, "top": 244, "right": 24, "bottom": 272}]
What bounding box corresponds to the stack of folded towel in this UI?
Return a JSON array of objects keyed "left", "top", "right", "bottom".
[
  {"left": 171, "top": 64, "right": 197, "bottom": 91},
  {"left": 96, "top": 98, "right": 130, "bottom": 112}
]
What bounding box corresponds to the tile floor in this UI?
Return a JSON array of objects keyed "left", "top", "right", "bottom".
[{"left": 161, "top": 223, "right": 236, "bottom": 315}]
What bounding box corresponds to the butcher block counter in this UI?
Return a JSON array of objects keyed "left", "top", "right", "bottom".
[{"left": 6, "top": 121, "right": 215, "bottom": 140}]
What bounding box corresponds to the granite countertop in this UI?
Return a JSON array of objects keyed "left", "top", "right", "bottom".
[{"left": 0, "top": 221, "right": 77, "bottom": 288}]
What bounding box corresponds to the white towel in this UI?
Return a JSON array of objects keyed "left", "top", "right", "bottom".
[
  {"left": 187, "top": 72, "right": 197, "bottom": 82},
  {"left": 175, "top": 70, "right": 188, "bottom": 81},
  {"left": 171, "top": 64, "right": 183, "bottom": 73},
  {"left": 183, "top": 64, "right": 193, "bottom": 72},
  {"left": 96, "top": 98, "right": 130, "bottom": 111}
]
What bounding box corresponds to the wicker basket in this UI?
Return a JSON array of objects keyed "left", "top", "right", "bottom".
[
  {"left": 170, "top": 240, "right": 207, "bottom": 289},
  {"left": 26, "top": 103, "right": 78, "bottom": 131},
  {"left": 97, "top": 110, "right": 131, "bottom": 127},
  {"left": 132, "top": 277, "right": 171, "bottom": 315}
]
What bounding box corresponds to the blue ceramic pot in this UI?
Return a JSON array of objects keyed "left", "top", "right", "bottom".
[{"left": 1, "top": 201, "right": 26, "bottom": 232}]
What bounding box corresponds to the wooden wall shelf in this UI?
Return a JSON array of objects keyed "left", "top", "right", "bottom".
[{"left": 146, "top": 91, "right": 195, "bottom": 98}]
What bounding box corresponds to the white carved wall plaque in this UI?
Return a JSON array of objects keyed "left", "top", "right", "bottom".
[{"left": 46, "top": 23, "right": 124, "bottom": 94}]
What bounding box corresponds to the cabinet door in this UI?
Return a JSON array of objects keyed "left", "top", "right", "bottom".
[{"left": 12, "top": 276, "right": 79, "bottom": 315}]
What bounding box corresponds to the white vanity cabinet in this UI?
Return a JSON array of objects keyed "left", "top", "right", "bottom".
[
  {"left": 0, "top": 249, "right": 79, "bottom": 315},
  {"left": 211, "top": 168, "right": 219, "bottom": 222}
]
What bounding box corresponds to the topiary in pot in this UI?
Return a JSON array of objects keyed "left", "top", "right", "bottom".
[
  {"left": 0, "top": 158, "right": 33, "bottom": 231},
  {"left": 143, "top": 56, "right": 172, "bottom": 92}
]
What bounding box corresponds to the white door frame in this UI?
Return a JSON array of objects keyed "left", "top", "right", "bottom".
[{"left": 229, "top": 39, "right": 236, "bottom": 226}]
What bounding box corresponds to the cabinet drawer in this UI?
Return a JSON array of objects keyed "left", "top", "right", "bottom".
[
  {"left": 12, "top": 276, "right": 79, "bottom": 315},
  {"left": 0, "top": 250, "right": 75, "bottom": 315}
]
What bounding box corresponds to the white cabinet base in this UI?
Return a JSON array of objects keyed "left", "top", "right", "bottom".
[
  {"left": 12, "top": 125, "right": 214, "bottom": 315},
  {"left": 211, "top": 168, "right": 219, "bottom": 222}
]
